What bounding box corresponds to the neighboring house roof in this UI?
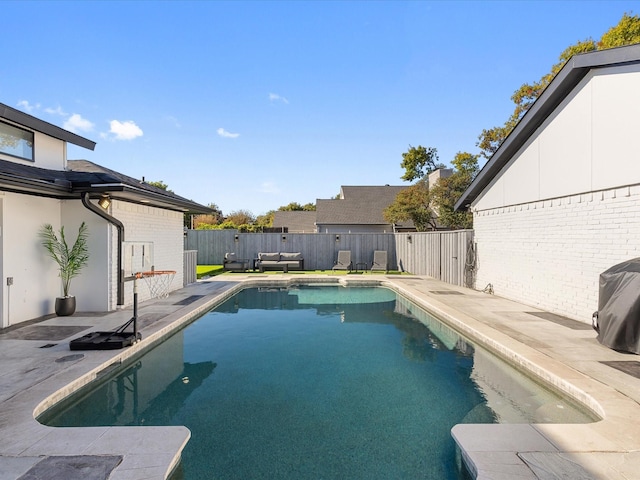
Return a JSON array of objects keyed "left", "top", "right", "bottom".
[
  {"left": 455, "top": 43, "right": 640, "bottom": 211},
  {"left": 272, "top": 211, "right": 317, "bottom": 232},
  {"left": 316, "top": 185, "right": 414, "bottom": 228},
  {"left": 0, "top": 103, "right": 96, "bottom": 150}
]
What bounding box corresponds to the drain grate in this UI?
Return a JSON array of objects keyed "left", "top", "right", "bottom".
[
  {"left": 22, "top": 455, "right": 123, "bottom": 479},
  {"left": 1, "top": 325, "right": 92, "bottom": 341},
  {"left": 174, "top": 295, "right": 205, "bottom": 306},
  {"left": 429, "top": 290, "right": 464, "bottom": 295},
  {"left": 600, "top": 361, "right": 640, "bottom": 379},
  {"left": 55, "top": 354, "right": 85, "bottom": 363}
]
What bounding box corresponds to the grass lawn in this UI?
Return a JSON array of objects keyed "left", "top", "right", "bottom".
[
  {"left": 197, "top": 265, "right": 406, "bottom": 278},
  {"left": 196, "top": 265, "right": 225, "bottom": 278}
]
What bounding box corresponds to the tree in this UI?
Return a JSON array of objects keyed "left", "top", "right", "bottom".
[
  {"left": 429, "top": 152, "right": 479, "bottom": 229},
  {"left": 277, "top": 202, "right": 316, "bottom": 211},
  {"left": 383, "top": 180, "right": 437, "bottom": 232},
  {"left": 225, "top": 210, "right": 256, "bottom": 227},
  {"left": 255, "top": 211, "right": 275, "bottom": 229},
  {"left": 599, "top": 12, "right": 640, "bottom": 48},
  {"left": 192, "top": 203, "right": 224, "bottom": 229},
  {"left": 477, "top": 13, "right": 640, "bottom": 159},
  {"left": 146, "top": 179, "right": 174, "bottom": 193},
  {"left": 399, "top": 145, "right": 444, "bottom": 182}
]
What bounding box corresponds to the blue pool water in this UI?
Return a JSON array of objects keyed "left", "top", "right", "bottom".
[{"left": 39, "top": 286, "right": 595, "bottom": 479}]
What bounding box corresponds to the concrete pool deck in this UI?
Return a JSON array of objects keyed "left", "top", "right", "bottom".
[{"left": 0, "top": 274, "right": 638, "bottom": 479}]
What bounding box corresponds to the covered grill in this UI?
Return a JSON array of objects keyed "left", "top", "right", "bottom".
[{"left": 593, "top": 257, "right": 640, "bottom": 354}]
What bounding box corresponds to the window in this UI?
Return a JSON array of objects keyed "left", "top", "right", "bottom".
[{"left": 0, "top": 121, "right": 34, "bottom": 161}]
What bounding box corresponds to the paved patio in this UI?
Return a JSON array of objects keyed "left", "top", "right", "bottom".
[{"left": 0, "top": 274, "right": 638, "bottom": 479}]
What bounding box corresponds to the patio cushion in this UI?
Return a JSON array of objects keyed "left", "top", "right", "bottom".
[
  {"left": 280, "top": 252, "right": 302, "bottom": 260},
  {"left": 259, "top": 252, "right": 280, "bottom": 261}
]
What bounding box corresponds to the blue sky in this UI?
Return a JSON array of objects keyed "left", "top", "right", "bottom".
[{"left": 2, "top": 1, "right": 638, "bottom": 216}]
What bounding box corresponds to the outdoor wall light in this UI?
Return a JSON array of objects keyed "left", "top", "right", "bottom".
[
  {"left": 98, "top": 195, "right": 111, "bottom": 209},
  {"left": 234, "top": 234, "right": 239, "bottom": 242},
  {"left": 282, "top": 235, "right": 287, "bottom": 242},
  {"left": 407, "top": 234, "right": 412, "bottom": 243},
  {"left": 335, "top": 235, "right": 340, "bottom": 242}
]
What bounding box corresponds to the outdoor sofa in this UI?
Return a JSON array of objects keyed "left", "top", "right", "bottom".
[{"left": 256, "top": 252, "right": 304, "bottom": 273}]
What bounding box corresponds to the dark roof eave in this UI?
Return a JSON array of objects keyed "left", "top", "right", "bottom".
[
  {"left": 0, "top": 172, "right": 72, "bottom": 194},
  {"left": 455, "top": 44, "right": 640, "bottom": 211},
  {"left": 76, "top": 184, "right": 213, "bottom": 214},
  {"left": 0, "top": 103, "right": 96, "bottom": 151},
  {"left": 0, "top": 176, "right": 211, "bottom": 214}
]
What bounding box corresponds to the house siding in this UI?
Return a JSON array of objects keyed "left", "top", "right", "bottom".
[
  {"left": 113, "top": 201, "right": 184, "bottom": 306},
  {"left": 474, "top": 185, "right": 640, "bottom": 323},
  {"left": 470, "top": 61, "right": 640, "bottom": 324},
  {"left": 475, "top": 64, "right": 640, "bottom": 212}
]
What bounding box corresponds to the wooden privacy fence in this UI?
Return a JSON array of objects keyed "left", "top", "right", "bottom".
[
  {"left": 183, "top": 250, "right": 198, "bottom": 286},
  {"left": 185, "top": 229, "right": 475, "bottom": 287}
]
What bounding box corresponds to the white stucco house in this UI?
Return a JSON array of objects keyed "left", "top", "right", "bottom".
[
  {"left": 0, "top": 103, "right": 211, "bottom": 328},
  {"left": 455, "top": 44, "right": 640, "bottom": 324}
]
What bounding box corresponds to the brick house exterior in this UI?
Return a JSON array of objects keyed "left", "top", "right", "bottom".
[
  {"left": 456, "top": 45, "right": 640, "bottom": 323},
  {"left": 0, "top": 103, "right": 211, "bottom": 326}
]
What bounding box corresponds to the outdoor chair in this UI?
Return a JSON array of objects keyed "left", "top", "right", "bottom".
[
  {"left": 370, "top": 250, "right": 388, "bottom": 273},
  {"left": 223, "top": 252, "right": 250, "bottom": 272},
  {"left": 332, "top": 250, "right": 353, "bottom": 271}
]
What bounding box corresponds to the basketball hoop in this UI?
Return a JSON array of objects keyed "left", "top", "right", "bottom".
[{"left": 135, "top": 270, "right": 176, "bottom": 299}]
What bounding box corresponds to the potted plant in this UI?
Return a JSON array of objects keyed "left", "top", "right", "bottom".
[{"left": 40, "top": 221, "right": 89, "bottom": 316}]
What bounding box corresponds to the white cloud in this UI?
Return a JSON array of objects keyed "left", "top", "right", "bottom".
[
  {"left": 217, "top": 127, "right": 240, "bottom": 139},
  {"left": 64, "top": 113, "right": 94, "bottom": 133},
  {"left": 260, "top": 181, "right": 280, "bottom": 194},
  {"left": 269, "top": 93, "right": 289, "bottom": 104},
  {"left": 45, "top": 105, "right": 67, "bottom": 116},
  {"left": 17, "top": 100, "right": 40, "bottom": 112},
  {"left": 109, "top": 120, "right": 143, "bottom": 140}
]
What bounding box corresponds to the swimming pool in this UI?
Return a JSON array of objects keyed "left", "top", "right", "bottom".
[{"left": 39, "top": 285, "right": 596, "bottom": 479}]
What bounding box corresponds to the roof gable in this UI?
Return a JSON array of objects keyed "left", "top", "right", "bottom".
[
  {"left": 455, "top": 43, "right": 640, "bottom": 211},
  {"left": 0, "top": 103, "right": 96, "bottom": 150}
]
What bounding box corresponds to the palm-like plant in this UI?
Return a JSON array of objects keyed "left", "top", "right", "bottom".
[{"left": 40, "top": 221, "right": 89, "bottom": 297}]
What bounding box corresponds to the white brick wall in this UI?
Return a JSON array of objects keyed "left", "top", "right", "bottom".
[
  {"left": 473, "top": 184, "right": 640, "bottom": 323},
  {"left": 112, "top": 201, "right": 184, "bottom": 306}
]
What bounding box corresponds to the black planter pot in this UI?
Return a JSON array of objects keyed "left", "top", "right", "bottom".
[{"left": 55, "top": 296, "right": 76, "bottom": 316}]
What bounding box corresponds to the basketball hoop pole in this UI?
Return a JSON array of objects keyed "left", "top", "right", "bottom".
[{"left": 133, "top": 274, "right": 139, "bottom": 340}]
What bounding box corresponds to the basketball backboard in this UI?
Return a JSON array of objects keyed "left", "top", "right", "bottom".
[{"left": 123, "top": 241, "right": 154, "bottom": 277}]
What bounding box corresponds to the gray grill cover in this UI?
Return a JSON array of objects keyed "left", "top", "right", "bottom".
[{"left": 596, "top": 258, "right": 640, "bottom": 354}]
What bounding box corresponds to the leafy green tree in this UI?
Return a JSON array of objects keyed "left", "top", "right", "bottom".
[
  {"left": 146, "top": 179, "right": 174, "bottom": 193},
  {"left": 216, "top": 220, "right": 240, "bottom": 230},
  {"left": 189, "top": 203, "right": 224, "bottom": 229},
  {"left": 599, "top": 12, "right": 640, "bottom": 47},
  {"left": 429, "top": 152, "right": 479, "bottom": 229},
  {"left": 277, "top": 202, "right": 316, "bottom": 211},
  {"left": 383, "top": 180, "right": 437, "bottom": 232},
  {"left": 477, "top": 13, "right": 640, "bottom": 159},
  {"left": 255, "top": 211, "right": 275, "bottom": 229},
  {"left": 225, "top": 210, "right": 256, "bottom": 227},
  {"left": 400, "top": 145, "right": 444, "bottom": 182}
]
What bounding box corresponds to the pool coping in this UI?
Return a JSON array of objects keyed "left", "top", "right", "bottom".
[{"left": 1, "top": 274, "right": 639, "bottom": 479}]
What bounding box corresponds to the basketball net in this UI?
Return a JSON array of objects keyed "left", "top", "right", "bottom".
[{"left": 135, "top": 270, "right": 176, "bottom": 299}]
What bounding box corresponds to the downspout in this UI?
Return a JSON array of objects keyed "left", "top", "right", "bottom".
[{"left": 81, "top": 192, "right": 125, "bottom": 306}]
